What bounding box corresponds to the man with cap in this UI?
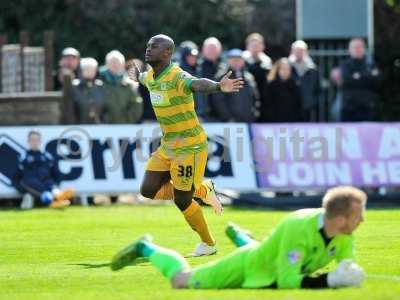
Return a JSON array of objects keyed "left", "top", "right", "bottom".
[
  {"left": 179, "top": 41, "right": 199, "bottom": 76},
  {"left": 210, "top": 48, "right": 259, "bottom": 122},
  {"left": 54, "top": 47, "right": 82, "bottom": 90},
  {"left": 179, "top": 41, "right": 205, "bottom": 119}
]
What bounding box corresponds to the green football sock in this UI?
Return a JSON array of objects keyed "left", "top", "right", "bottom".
[
  {"left": 233, "top": 232, "right": 254, "bottom": 247},
  {"left": 139, "top": 241, "right": 189, "bottom": 280},
  {"left": 226, "top": 224, "right": 255, "bottom": 247}
]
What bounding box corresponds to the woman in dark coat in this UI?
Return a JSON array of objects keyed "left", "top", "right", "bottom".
[{"left": 266, "top": 58, "right": 303, "bottom": 122}]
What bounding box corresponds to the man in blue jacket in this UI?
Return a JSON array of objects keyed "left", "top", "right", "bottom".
[{"left": 13, "top": 130, "right": 75, "bottom": 209}]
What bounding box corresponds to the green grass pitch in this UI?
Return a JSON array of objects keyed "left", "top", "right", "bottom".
[{"left": 1, "top": 205, "right": 399, "bottom": 300}]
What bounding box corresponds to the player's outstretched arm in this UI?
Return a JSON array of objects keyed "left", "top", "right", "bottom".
[{"left": 191, "top": 71, "right": 244, "bottom": 94}]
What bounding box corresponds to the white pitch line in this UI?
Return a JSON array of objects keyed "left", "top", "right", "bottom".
[{"left": 367, "top": 274, "right": 400, "bottom": 282}]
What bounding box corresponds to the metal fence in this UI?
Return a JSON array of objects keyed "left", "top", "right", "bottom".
[{"left": 308, "top": 40, "right": 350, "bottom": 122}]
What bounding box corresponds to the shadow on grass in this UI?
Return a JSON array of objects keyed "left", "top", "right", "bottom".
[
  {"left": 72, "top": 263, "right": 111, "bottom": 269},
  {"left": 71, "top": 257, "right": 149, "bottom": 269}
]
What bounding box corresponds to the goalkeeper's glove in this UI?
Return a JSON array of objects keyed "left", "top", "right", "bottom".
[{"left": 327, "top": 259, "right": 365, "bottom": 288}]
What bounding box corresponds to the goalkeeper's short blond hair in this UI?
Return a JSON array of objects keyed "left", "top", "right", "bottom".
[{"left": 322, "top": 186, "right": 367, "bottom": 219}]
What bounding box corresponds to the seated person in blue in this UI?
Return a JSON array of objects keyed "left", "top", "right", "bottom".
[{"left": 13, "top": 130, "right": 75, "bottom": 209}]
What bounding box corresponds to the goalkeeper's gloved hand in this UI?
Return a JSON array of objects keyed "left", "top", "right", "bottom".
[{"left": 327, "top": 259, "right": 365, "bottom": 288}]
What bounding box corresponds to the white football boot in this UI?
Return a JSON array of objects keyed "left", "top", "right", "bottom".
[
  {"left": 202, "top": 179, "right": 223, "bottom": 215},
  {"left": 191, "top": 242, "right": 217, "bottom": 257}
]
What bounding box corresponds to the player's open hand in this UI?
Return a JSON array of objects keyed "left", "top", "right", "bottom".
[
  {"left": 220, "top": 71, "right": 244, "bottom": 93},
  {"left": 127, "top": 60, "right": 142, "bottom": 82}
]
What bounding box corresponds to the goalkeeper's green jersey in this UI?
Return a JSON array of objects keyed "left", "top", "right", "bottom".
[{"left": 243, "top": 208, "right": 355, "bottom": 289}]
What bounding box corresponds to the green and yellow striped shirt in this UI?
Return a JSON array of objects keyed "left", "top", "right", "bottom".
[{"left": 139, "top": 63, "right": 207, "bottom": 154}]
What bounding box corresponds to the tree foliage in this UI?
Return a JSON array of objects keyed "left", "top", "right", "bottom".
[
  {"left": 375, "top": 0, "right": 400, "bottom": 120},
  {"left": 0, "top": 0, "right": 398, "bottom": 119},
  {"left": 0, "top": 0, "right": 295, "bottom": 61}
]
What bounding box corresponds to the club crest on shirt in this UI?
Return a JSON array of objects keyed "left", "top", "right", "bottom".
[{"left": 288, "top": 250, "right": 301, "bottom": 264}]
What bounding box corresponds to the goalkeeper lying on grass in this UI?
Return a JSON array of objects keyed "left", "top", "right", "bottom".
[{"left": 111, "top": 186, "right": 366, "bottom": 289}]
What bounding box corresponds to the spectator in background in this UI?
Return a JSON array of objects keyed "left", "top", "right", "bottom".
[
  {"left": 72, "top": 57, "right": 105, "bottom": 124},
  {"left": 197, "top": 37, "right": 226, "bottom": 120},
  {"left": 329, "top": 67, "right": 343, "bottom": 121},
  {"left": 210, "top": 49, "right": 258, "bottom": 122},
  {"left": 289, "top": 40, "right": 320, "bottom": 122},
  {"left": 198, "top": 37, "right": 225, "bottom": 80},
  {"left": 178, "top": 41, "right": 208, "bottom": 122},
  {"left": 13, "top": 131, "right": 75, "bottom": 209},
  {"left": 267, "top": 58, "right": 302, "bottom": 122},
  {"left": 100, "top": 50, "right": 143, "bottom": 123},
  {"left": 340, "top": 38, "right": 382, "bottom": 121},
  {"left": 243, "top": 33, "right": 272, "bottom": 122},
  {"left": 179, "top": 40, "right": 199, "bottom": 75},
  {"left": 54, "top": 47, "right": 81, "bottom": 90},
  {"left": 126, "top": 58, "right": 155, "bottom": 122}
]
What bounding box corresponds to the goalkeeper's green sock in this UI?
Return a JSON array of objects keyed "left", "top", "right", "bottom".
[{"left": 139, "top": 241, "right": 189, "bottom": 280}]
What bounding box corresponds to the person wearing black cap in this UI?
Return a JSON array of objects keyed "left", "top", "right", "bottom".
[
  {"left": 179, "top": 41, "right": 207, "bottom": 120},
  {"left": 179, "top": 41, "right": 199, "bottom": 76},
  {"left": 210, "top": 49, "right": 258, "bottom": 122}
]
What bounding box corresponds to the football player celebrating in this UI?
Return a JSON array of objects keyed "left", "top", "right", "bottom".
[{"left": 132, "top": 34, "right": 243, "bottom": 256}]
